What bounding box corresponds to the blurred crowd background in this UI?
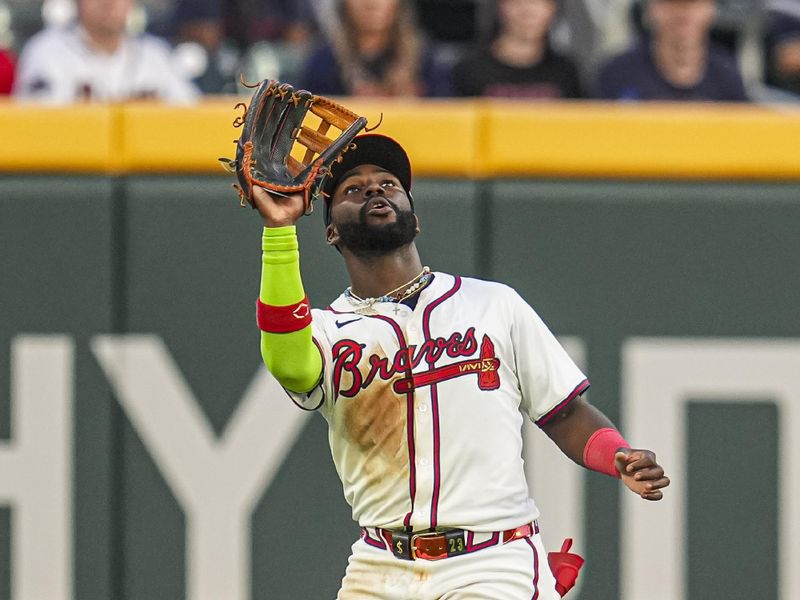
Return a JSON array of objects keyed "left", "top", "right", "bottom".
[{"left": 0, "top": 0, "right": 799, "bottom": 104}]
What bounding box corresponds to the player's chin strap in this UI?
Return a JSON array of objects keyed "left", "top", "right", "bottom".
[{"left": 547, "top": 538, "right": 585, "bottom": 597}]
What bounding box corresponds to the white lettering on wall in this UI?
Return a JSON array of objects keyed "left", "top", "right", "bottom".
[
  {"left": 91, "top": 335, "right": 310, "bottom": 600},
  {"left": 621, "top": 338, "right": 800, "bottom": 600},
  {"left": 0, "top": 336, "right": 74, "bottom": 600}
]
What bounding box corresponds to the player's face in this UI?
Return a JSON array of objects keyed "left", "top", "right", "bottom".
[
  {"left": 327, "top": 164, "right": 418, "bottom": 256},
  {"left": 343, "top": 0, "right": 400, "bottom": 35},
  {"left": 648, "top": 0, "right": 716, "bottom": 48},
  {"left": 78, "top": 0, "right": 133, "bottom": 36},
  {"left": 498, "top": 0, "right": 558, "bottom": 42}
]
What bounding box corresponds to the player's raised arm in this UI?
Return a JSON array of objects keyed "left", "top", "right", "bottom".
[
  {"left": 219, "top": 79, "right": 368, "bottom": 395},
  {"left": 252, "top": 187, "right": 322, "bottom": 393},
  {"left": 539, "top": 397, "right": 670, "bottom": 501}
]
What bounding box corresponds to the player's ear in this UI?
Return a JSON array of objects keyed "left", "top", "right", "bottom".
[
  {"left": 414, "top": 214, "right": 421, "bottom": 234},
  {"left": 326, "top": 223, "right": 340, "bottom": 247}
]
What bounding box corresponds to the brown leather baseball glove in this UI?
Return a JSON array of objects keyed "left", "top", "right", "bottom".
[{"left": 220, "top": 79, "right": 368, "bottom": 214}]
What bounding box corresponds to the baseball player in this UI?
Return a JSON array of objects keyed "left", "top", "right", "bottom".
[
  {"left": 252, "top": 134, "right": 669, "bottom": 599},
  {"left": 14, "top": 0, "right": 199, "bottom": 104}
]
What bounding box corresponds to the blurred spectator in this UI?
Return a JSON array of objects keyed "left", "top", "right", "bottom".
[
  {"left": 235, "top": 0, "right": 316, "bottom": 47},
  {"left": 415, "top": 0, "right": 481, "bottom": 44},
  {"left": 595, "top": 0, "right": 748, "bottom": 101},
  {"left": 0, "top": 48, "right": 14, "bottom": 95},
  {"left": 172, "top": 0, "right": 225, "bottom": 52},
  {"left": 169, "top": 0, "right": 238, "bottom": 93},
  {"left": 452, "top": 0, "right": 582, "bottom": 99},
  {"left": 167, "top": 0, "right": 317, "bottom": 93},
  {"left": 14, "top": 0, "right": 199, "bottom": 103},
  {"left": 299, "top": 0, "right": 451, "bottom": 97},
  {"left": 170, "top": 0, "right": 316, "bottom": 51},
  {"left": 765, "top": 5, "right": 800, "bottom": 96}
]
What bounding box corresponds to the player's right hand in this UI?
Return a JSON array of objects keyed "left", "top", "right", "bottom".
[{"left": 251, "top": 186, "right": 306, "bottom": 228}]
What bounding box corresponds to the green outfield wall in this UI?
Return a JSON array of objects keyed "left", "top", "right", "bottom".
[{"left": 1, "top": 175, "right": 799, "bottom": 600}]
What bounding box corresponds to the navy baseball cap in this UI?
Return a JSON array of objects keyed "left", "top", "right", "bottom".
[{"left": 321, "top": 134, "right": 413, "bottom": 226}]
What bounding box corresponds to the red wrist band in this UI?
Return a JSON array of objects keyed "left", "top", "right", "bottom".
[
  {"left": 582, "top": 427, "right": 631, "bottom": 478},
  {"left": 256, "top": 296, "right": 312, "bottom": 333}
]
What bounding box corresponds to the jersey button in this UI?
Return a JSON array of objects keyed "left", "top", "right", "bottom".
[
  {"left": 418, "top": 404, "right": 428, "bottom": 413},
  {"left": 419, "top": 458, "right": 429, "bottom": 467}
]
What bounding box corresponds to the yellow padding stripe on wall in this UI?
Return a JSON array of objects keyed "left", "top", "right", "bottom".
[
  {"left": 1, "top": 99, "right": 800, "bottom": 179},
  {"left": 0, "top": 100, "right": 119, "bottom": 172},
  {"left": 121, "top": 101, "right": 242, "bottom": 173},
  {"left": 483, "top": 102, "right": 800, "bottom": 180}
]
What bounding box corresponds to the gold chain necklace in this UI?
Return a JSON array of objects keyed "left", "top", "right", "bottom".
[{"left": 346, "top": 267, "right": 431, "bottom": 315}]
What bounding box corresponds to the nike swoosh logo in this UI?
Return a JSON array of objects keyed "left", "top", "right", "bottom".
[{"left": 336, "top": 317, "right": 362, "bottom": 329}]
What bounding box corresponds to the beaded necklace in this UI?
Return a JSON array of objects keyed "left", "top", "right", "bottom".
[{"left": 345, "top": 267, "right": 432, "bottom": 315}]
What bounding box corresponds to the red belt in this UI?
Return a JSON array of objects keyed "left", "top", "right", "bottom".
[{"left": 361, "top": 521, "right": 538, "bottom": 561}]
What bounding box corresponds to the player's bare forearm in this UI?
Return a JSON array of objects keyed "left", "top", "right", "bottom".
[
  {"left": 540, "top": 396, "right": 615, "bottom": 466},
  {"left": 541, "top": 396, "right": 670, "bottom": 500}
]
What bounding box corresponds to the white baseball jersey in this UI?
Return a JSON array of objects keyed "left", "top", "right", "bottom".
[
  {"left": 13, "top": 25, "right": 199, "bottom": 104},
  {"left": 287, "top": 272, "right": 589, "bottom": 532}
]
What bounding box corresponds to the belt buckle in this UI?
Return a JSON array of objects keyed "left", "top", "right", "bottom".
[{"left": 411, "top": 531, "right": 447, "bottom": 561}]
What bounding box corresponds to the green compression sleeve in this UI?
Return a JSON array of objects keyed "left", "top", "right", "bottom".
[{"left": 259, "top": 226, "right": 323, "bottom": 394}]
